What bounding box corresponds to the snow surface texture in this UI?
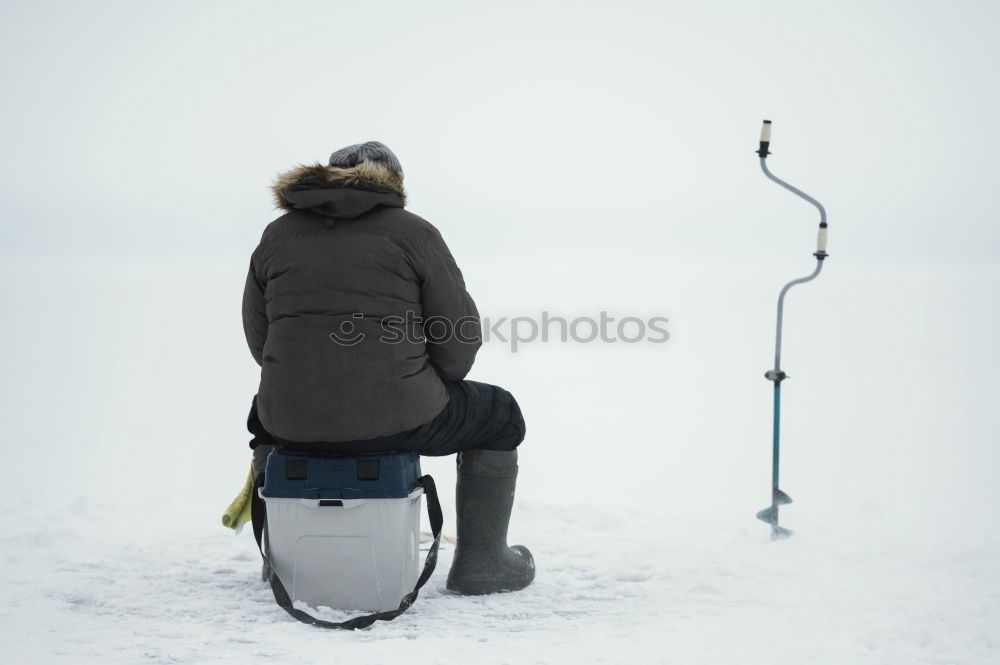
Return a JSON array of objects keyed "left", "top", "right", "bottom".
[{"left": 1, "top": 496, "right": 998, "bottom": 664}]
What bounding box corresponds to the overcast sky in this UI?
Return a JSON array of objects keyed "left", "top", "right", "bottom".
[{"left": 1, "top": 0, "right": 997, "bottom": 266}]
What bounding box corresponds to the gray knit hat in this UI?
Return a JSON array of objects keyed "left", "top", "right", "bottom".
[{"left": 328, "top": 141, "right": 403, "bottom": 177}]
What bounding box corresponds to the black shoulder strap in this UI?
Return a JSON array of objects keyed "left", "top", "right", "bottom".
[{"left": 251, "top": 473, "right": 443, "bottom": 630}]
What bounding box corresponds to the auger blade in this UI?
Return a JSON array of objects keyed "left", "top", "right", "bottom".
[
  {"left": 756, "top": 506, "right": 777, "bottom": 524},
  {"left": 757, "top": 488, "right": 794, "bottom": 534},
  {"left": 771, "top": 525, "right": 794, "bottom": 540}
]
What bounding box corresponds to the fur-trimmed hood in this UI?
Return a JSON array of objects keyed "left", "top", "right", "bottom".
[{"left": 271, "top": 161, "right": 406, "bottom": 219}]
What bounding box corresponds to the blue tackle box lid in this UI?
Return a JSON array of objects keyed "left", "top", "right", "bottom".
[{"left": 261, "top": 450, "right": 421, "bottom": 500}]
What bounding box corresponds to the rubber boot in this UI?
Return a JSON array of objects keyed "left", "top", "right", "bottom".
[{"left": 446, "top": 449, "right": 535, "bottom": 595}]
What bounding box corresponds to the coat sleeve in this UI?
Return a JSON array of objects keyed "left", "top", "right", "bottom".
[
  {"left": 242, "top": 248, "right": 268, "bottom": 366},
  {"left": 407, "top": 226, "right": 482, "bottom": 381}
]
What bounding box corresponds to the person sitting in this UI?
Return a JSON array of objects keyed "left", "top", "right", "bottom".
[{"left": 242, "top": 141, "right": 534, "bottom": 594}]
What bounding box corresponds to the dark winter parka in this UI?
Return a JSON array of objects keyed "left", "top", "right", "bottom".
[{"left": 242, "top": 160, "right": 481, "bottom": 442}]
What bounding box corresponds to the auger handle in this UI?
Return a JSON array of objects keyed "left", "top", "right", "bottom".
[
  {"left": 756, "top": 119, "right": 830, "bottom": 373},
  {"left": 817, "top": 225, "right": 828, "bottom": 255},
  {"left": 757, "top": 120, "right": 828, "bottom": 258},
  {"left": 757, "top": 120, "right": 772, "bottom": 158}
]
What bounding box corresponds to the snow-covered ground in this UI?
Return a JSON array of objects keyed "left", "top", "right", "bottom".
[
  {"left": 1, "top": 257, "right": 998, "bottom": 664},
  {"left": 1, "top": 493, "right": 998, "bottom": 664}
]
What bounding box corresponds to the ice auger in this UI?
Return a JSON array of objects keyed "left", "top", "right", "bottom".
[{"left": 754, "top": 120, "right": 829, "bottom": 540}]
